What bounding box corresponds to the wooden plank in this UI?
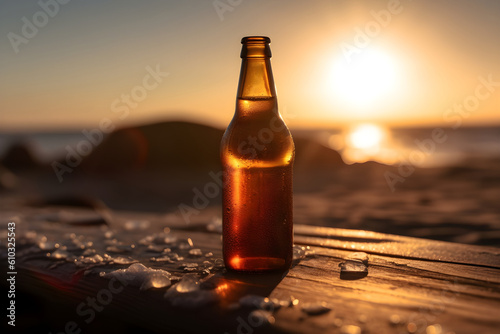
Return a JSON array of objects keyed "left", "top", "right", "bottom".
[
  {"left": 3, "top": 206, "right": 500, "bottom": 333},
  {"left": 294, "top": 224, "right": 500, "bottom": 269}
]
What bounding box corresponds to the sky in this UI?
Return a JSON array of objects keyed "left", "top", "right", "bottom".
[{"left": 1, "top": 0, "right": 499, "bottom": 131}]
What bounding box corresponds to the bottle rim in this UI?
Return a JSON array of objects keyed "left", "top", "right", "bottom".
[{"left": 241, "top": 36, "right": 271, "bottom": 44}]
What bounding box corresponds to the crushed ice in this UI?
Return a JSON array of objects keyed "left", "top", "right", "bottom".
[
  {"left": 164, "top": 274, "right": 218, "bottom": 308},
  {"left": 102, "top": 263, "right": 171, "bottom": 291}
]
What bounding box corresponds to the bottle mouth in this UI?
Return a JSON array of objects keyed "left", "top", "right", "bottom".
[
  {"left": 241, "top": 36, "right": 271, "bottom": 44},
  {"left": 240, "top": 36, "right": 272, "bottom": 58}
]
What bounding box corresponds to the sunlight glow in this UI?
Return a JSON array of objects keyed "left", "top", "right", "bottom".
[
  {"left": 348, "top": 124, "right": 384, "bottom": 149},
  {"left": 328, "top": 123, "right": 400, "bottom": 165},
  {"left": 329, "top": 48, "right": 400, "bottom": 109}
]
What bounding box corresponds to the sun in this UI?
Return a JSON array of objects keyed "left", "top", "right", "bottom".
[
  {"left": 330, "top": 123, "right": 398, "bottom": 164},
  {"left": 348, "top": 123, "right": 384, "bottom": 149},
  {"left": 329, "top": 48, "right": 400, "bottom": 109}
]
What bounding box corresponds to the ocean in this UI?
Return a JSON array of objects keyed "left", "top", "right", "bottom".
[{"left": 0, "top": 125, "right": 499, "bottom": 167}]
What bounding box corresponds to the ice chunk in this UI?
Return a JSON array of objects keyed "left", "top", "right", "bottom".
[
  {"left": 339, "top": 261, "right": 367, "bottom": 273},
  {"left": 124, "top": 220, "right": 150, "bottom": 231},
  {"left": 239, "top": 295, "right": 265, "bottom": 308},
  {"left": 150, "top": 256, "right": 174, "bottom": 263},
  {"left": 389, "top": 314, "right": 401, "bottom": 325},
  {"left": 18, "top": 230, "right": 38, "bottom": 246},
  {"left": 169, "top": 253, "right": 184, "bottom": 262},
  {"left": 214, "top": 258, "right": 225, "bottom": 269},
  {"left": 175, "top": 274, "right": 199, "bottom": 293},
  {"left": 111, "top": 256, "right": 138, "bottom": 265},
  {"left": 239, "top": 295, "right": 281, "bottom": 311},
  {"left": 140, "top": 273, "right": 171, "bottom": 291},
  {"left": 38, "top": 237, "right": 59, "bottom": 251},
  {"left": 164, "top": 274, "right": 218, "bottom": 308},
  {"left": 48, "top": 249, "right": 69, "bottom": 260},
  {"left": 178, "top": 263, "right": 199, "bottom": 272},
  {"left": 339, "top": 252, "right": 369, "bottom": 279},
  {"left": 147, "top": 244, "right": 170, "bottom": 253},
  {"left": 248, "top": 310, "right": 275, "bottom": 326},
  {"left": 292, "top": 245, "right": 315, "bottom": 262},
  {"left": 305, "top": 247, "right": 316, "bottom": 257},
  {"left": 347, "top": 252, "right": 369, "bottom": 265},
  {"left": 206, "top": 217, "right": 222, "bottom": 233},
  {"left": 178, "top": 240, "right": 192, "bottom": 250},
  {"left": 82, "top": 248, "right": 96, "bottom": 256},
  {"left": 102, "top": 263, "right": 171, "bottom": 289},
  {"left": 75, "top": 254, "right": 105, "bottom": 267},
  {"left": 162, "top": 235, "right": 178, "bottom": 245},
  {"left": 293, "top": 245, "right": 306, "bottom": 261},
  {"left": 301, "top": 302, "right": 331, "bottom": 315},
  {"left": 104, "top": 230, "right": 114, "bottom": 239},
  {"left": 261, "top": 298, "right": 281, "bottom": 311},
  {"left": 188, "top": 249, "right": 203, "bottom": 257},
  {"left": 106, "top": 244, "right": 134, "bottom": 253},
  {"left": 287, "top": 296, "right": 300, "bottom": 307},
  {"left": 426, "top": 324, "right": 442, "bottom": 334},
  {"left": 340, "top": 325, "right": 361, "bottom": 334},
  {"left": 140, "top": 232, "right": 177, "bottom": 246}
]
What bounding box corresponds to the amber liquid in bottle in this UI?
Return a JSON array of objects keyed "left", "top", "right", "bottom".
[{"left": 221, "top": 36, "right": 295, "bottom": 272}]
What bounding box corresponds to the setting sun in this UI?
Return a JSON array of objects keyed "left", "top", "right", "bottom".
[
  {"left": 348, "top": 123, "right": 385, "bottom": 149},
  {"left": 329, "top": 123, "right": 399, "bottom": 165},
  {"left": 328, "top": 48, "right": 401, "bottom": 110}
]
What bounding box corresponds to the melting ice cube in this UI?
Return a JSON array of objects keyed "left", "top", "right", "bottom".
[
  {"left": 293, "top": 245, "right": 306, "bottom": 261},
  {"left": 339, "top": 252, "right": 369, "bottom": 279},
  {"left": 140, "top": 273, "right": 171, "bottom": 291},
  {"left": 175, "top": 274, "right": 199, "bottom": 293},
  {"left": 339, "top": 261, "right": 367, "bottom": 273},
  {"left": 347, "top": 252, "right": 369, "bottom": 265},
  {"left": 292, "top": 245, "right": 315, "bottom": 263},
  {"left": 164, "top": 274, "right": 218, "bottom": 308}
]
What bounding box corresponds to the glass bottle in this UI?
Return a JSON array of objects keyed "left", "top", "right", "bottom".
[{"left": 221, "top": 36, "right": 295, "bottom": 272}]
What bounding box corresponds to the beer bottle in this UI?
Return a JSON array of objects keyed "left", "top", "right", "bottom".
[{"left": 221, "top": 36, "right": 295, "bottom": 272}]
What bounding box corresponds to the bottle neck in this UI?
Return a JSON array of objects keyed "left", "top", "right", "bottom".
[
  {"left": 237, "top": 37, "right": 276, "bottom": 100},
  {"left": 237, "top": 58, "right": 276, "bottom": 99}
]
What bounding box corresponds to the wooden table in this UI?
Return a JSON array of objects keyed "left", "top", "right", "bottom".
[{"left": 3, "top": 205, "right": 500, "bottom": 334}]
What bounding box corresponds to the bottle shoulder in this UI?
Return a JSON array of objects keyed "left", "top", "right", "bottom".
[{"left": 221, "top": 114, "right": 294, "bottom": 168}]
